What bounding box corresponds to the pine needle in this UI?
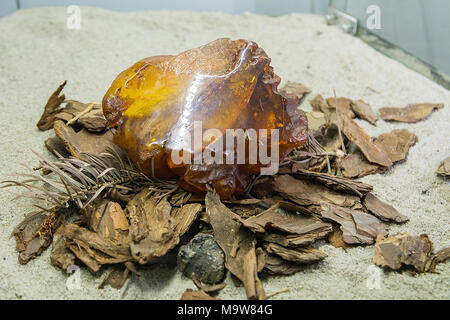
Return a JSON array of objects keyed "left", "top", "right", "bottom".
[{"left": 1, "top": 147, "right": 179, "bottom": 212}]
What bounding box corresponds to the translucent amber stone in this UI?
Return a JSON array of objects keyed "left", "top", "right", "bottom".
[{"left": 103, "top": 38, "right": 308, "bottom": 198}]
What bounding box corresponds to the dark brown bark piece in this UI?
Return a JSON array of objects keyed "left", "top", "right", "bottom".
[
  {"left": 180, "top": 289, "right": 220, "bottom": 300},
  {"left": 206, "top": 188, "right": 265, "bottom": 300},
  {"left": 263, "top": 231, "right": 329, "bottom": 248},
  {"left": 50, "top": 220, "right": 75, "bottom": 271},
  {"left": 433, "top": 247, "right": 450, "bottom": 263},
  {"left": 263, "top": 198, "right": 315, "bottom": 216},
  {"left": 12, "top": 211, "right": 61, "bottom": 265},
  {"left": 437, "top": 157, "right": 450, "bottom": 177},
  {"left": 228, "top": 203, "right": 261, "bottom": 218},
  {"left": 99, "top": 265, "right": 130, "bottom": 289},
  {"left": 363, "top": 193, "right": 409, "bottom": 223},
  {"left": 250, "top": 177, "right": 274, "bottom": 198},
  {"left": 263, "top": 243, "right": 327, "bottom": 264},
  {"left": 351, "top": 99, "right": 378, "bottom": 125},
  {"left": 379, "top": 103, "right": 443, "bottom": 123},
  {"left": 241, "top": 204, "right": 332, "bottom": 240},
  {"left": 53, "top": 120, "right": 115, "bottom": 158},
  {"left": 44, "top": 135, "right": 71, "bottom": 158},
  {"left": 319, "top": 202, "right": 388, "bottom": 245},
  {"left": 374, "top": 129, "right": 418, "bottom": 163},
  {"left": 426, "top": 247, "right": 450, "bottom": 272},
  {"left": 272, "top": 175, "right": 361, "bottom": 210},
  {"left": 37, "top": 81, "right": 67, "bottom": 131},
  {"left": 342, "top": 117, "right": 393, "bottom": 167},
  {"left": 263, "top": 252, "right": 304, "bottom": 275},
  {"left": 373, "top": 233, "right": 433, "bottom": 272},
  {"left": 292, "top": 169, "right": 373, "bottom": 194},
  {"left": 279, "top": 81, "right": 311, "bottom": 105},
  {"left": 338, "top": 151, "right": 386, "bottom": 178}
]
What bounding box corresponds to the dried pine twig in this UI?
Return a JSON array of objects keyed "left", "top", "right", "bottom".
[
  {"left": 0, "top": 147, "right": 173, "bottom": 213},
  {"left": 333, "top": 88, "right": 347, "bottom": 154},
  {"left": 66, "top": 101, "right": 98, "bottom": 126}
]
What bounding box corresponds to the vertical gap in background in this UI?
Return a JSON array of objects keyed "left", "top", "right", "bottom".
[{"left": 16, "top": 0, "right": 20, "bottom": 9}]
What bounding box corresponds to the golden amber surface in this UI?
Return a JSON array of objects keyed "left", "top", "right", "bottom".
[{"left": 103, "top": 38, "right": 308, "bottom": 198}]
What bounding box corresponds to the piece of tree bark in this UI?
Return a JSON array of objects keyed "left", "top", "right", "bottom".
[
  {"left": 363, "top": 193, "right": 409, "bottom": 223},
  {"left": 263, "top": 230, "right": 330, "bottom": 248},
  {"left": 350, "top": 99, "right": 378, "bottom": 125},
  {"left": 426, "top": 247, "right": 450, "bottom": 273},
  {"left": 310, "top": 95, "right": 355, "bottom": 129},
  {"left": 374, "top": 129, "right": 417, "bottom": 163},
  {"left": 241, "top": 204, "right": 332, "bottom": 240},
  {"left": 262, "top": 198, "right": 315, "bottom": 216},
  {"left": 263, "top": 243, "right": 327, "bottom": 264},
  {"left": 36, "top": 81, "right": 67, "bottom": 131},
  {"left": 272, "top": 175, "right": 361, "bottom": 210},
  {"left": 12, "top": 211, "right": 61, "bottom": 265},
  {"left": 310, "top": 94, "right": 329, "bottom": 114},
  {"left": 180, "top": 288, "right": 220, "bottom": 300},
  {"left": 341, "top": 116, "right": 392, "bottom": 167},
  {"left": 373, "top": 233, "right": 433, "bottom": 272},
  {"left": 50, "top": 220, "right": 75, "bottom": 271},
  {"left": 379, "top": 103, "right": 443, "bottom": 123},
  {"left": 437, "top": 157, "right": 450, "bottom": 177},
  {"left": 206, "top": 188, "right": 265, "bottom": 300},
  {"left": 279, "top": 81, "right": 311, "bottom": 106},
  {"left": 53, "top": 120, "right": 115, "bottom": 158},
  {"left": 44, "top": 135, "right": 71, "bottom": 158},
  {"left": 127, "top": 189, "right": 202, "bottom": 264},
  {"left": 338, "top": 151, "right": 385, "bottom": 178},
  {"left": 56, "top": 100, "right": 107, "bottom": 132},
  {"left": 99, "top": 265, "right": 130, "bottom": 289},
  {"left": 64, "top": 223, "right": 133, "bottom": 272},
  {"left": 326, "top": 97, "right": 356, "bottom": 119},
  {"left": 263, "top": 252, "right": 304, "bottom": 275},
  {"left": 319, "top": 202, "right": 388, "bottom": 245},
  {"left": 292, "top": 169, "right": 373, "bottom": 195},
  {"left": 85, "top": 200, "right": 130, "bottom": 244},
  {"left": 64, "top": 199, "right": 134, "bottom": 272}
]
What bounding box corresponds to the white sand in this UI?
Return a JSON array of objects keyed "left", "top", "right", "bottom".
[{"left": 0, "top": 7, "right": 448, "bottom": 300}]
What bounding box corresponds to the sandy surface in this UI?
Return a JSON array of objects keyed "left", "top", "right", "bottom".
[{"left": 0, "top": 7, "right": 448, "bottom": 300}]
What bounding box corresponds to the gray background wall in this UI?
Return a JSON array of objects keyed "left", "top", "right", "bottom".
[
  {"left": 1, "top": 0, "right": 449, "bottom": 75},
  {"left": 332, "top": 0, "right": 450, "bottom": 78}
]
